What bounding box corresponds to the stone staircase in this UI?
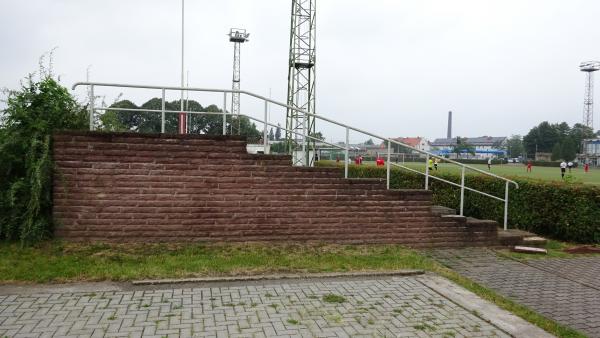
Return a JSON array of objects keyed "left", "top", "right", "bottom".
[
  {"left": 431, "top": 205, "right": 547, "bottom": 248},
  {"left": 53, "top": 132, "right": 499, "bottom": 247}
]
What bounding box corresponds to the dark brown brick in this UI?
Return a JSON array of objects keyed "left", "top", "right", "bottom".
[{"left": 52, "top": 132, "right": 497, "bottom": 246}]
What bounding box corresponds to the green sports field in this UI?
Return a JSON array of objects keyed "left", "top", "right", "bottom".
[{"left": 326, "top": 161, "right": 600, "bottom": 185}]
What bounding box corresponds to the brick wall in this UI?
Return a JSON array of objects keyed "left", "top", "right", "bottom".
[{"left": 53, "top": 131, "right": 497, "bottom": 246}]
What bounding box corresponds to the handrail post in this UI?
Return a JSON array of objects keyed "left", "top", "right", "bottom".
[
  {"left": 386, "top": 140, "right": 391, "bottom": 189},
  {"left": 460, "top": 166, "right": 466, "bottom": 216},
  {"left": 344, "top": 127, "right": 349, "bottom": 179},
  {"left": 424, "top": 154, "right": 430, "bottom": 190},
  {"left": 504, "top": 181, "right": 509, "bottom": 231},
  {"left": 263, "top": 100, "right": 268, "bottom": 154},
  {"left": 89, "top": 84, "right": 95, "bottom": 131},
  {"left": 222, "top": 92, "right": 227, "bottom": 136},
  {"left": 161, "top": 88, "right": 166, "bottom": 133}
]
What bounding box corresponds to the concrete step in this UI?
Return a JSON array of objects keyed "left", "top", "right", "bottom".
[
  {"left": 521, "top": 236, "right": 548, "bottom": 247},
  {"left": 431, "top": 205, "right": 456, "bottom": 216},
  {"left": 498, "top": 229, "right": 547, "bottom": 247},
  {"left": 513, "top": 246, "right": 548, "bottom": 254}
]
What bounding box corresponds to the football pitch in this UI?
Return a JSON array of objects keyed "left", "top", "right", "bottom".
[{"left": 336, "top": 161, "right": 600, "bottom": 185}]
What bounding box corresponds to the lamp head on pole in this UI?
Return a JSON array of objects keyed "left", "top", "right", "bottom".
[{"left": 229, "top": 28, "right": 250, "bottom": 43}]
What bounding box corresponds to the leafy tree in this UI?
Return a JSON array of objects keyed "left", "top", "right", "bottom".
[
  {"left": 275, "top": 124, "right": 282, "bottom": 141},
  {"left": 524, "top": 121, "right": 594, "bottom": 160},
  {"left": 364, "top": 138, "right": 374, "bottom": 145},
  {"left": 99, "top": 100, "right": 137, "bottom": 132},
  {"left": 551, "top": 143, "right": 562, "bottom": 161},
  {"left": 569, "top": 123, "right": 595, "bottom": 153},
  {"left": 506, "top": 135, "right": 524, "bottom": 158},
  {"left": 103, "top": 98, "right": 261, "bottom": 141},
  {"left": 310, "top": 131, "right": 325, "bottom": 141},
  {"left": 561, "top": 138, "right": 577, "bottom": 161},
  {"left": 0, "top": 70, "right": 88, "bottom": 244},
  {"left": 233, "top": 116, "right": 262, "bottom": 143},
  {"left": 268, "top": 128, "right": 275, "bottom": 141},
  {"left": 556, "top": 122, "right": 571, "bottom": 139},
  {"left": 188, "top": 104, "right": 224, "bottom": 135},
  {"left": 523, "top": 121, "right": 562, "bottom": 154},
  {"left": 452, "top": 137, "right": 475, "bottom": 158},
  {"left": 270, "top": 142, "right": 287, "bottom": 153}
]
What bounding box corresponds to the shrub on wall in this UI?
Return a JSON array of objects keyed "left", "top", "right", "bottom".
[
  {"left": 318, "top": 163, "right": 600, "bottom": 244},
  {"left": 0, "top": 69, "right": 88, "bottom": 244}
]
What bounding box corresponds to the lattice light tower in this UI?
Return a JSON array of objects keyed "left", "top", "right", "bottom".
[
  {"left": 229, "top": 28, "right": 250, "bottom": 132},
  {"left": 580, "top": 61, "right": 600, "bottom": 129},
  {"left": 286, "top": 0, "right": 316, "bottom": 166}
]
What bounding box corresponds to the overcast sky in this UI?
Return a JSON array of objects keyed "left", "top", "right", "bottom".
[{"left": 1, "top": 0, "right": 599, "bottom": 143}]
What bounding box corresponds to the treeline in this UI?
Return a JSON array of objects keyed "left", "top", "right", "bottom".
[
  {"left": 523, "top": 122, "right": 595, "bottom": 161},
  {"left": 102, "top": 99, "right": 262, "bottom": 142}
]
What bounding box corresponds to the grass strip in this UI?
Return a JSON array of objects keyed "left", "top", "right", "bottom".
[{"left": 0, "top": 241, "right": 586, "bottom": 337}]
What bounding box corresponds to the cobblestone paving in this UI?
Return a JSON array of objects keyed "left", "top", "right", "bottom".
[
  {"left": 525, "top": 256, "right": 600, "bottom": 290},
  {"left": 0, "top": 276, "right": 510, "bottom": 338},
  {"left": 429, "top": 248, "right": 600, "bottom": 338}
]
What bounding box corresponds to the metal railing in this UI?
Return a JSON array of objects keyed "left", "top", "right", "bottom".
[{"left": 72, "top": 82, "right": 519, "bottom": 230}]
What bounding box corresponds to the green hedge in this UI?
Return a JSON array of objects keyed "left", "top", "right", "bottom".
[
  {"left": 529, "top": 161, "right": 578, "bottom": 168},
  {"left": 318, "top": 163, "right": 600, "bottom": 244},
  {"left": 452, "top": 159, "right": 504, "bottom": 165}
]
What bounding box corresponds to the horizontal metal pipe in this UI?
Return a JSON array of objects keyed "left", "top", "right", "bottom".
[
  {"left": 94, "top": 107, "right": 225, "bottom": 115},
  {"left": 390, "top": 163, "right": 505, "bottom": 202},
  {"left": 243, "top": 115, "right": 345, "bottom": 150},
  {"left": 92, "top": 105, "right": 346, "bottom": 151},
  {"left": 73, "top": 81, "right": 518, "bottom": 188},
  {"left": 463, "top": 186, "right": 505, "bottom": 202},
  {"left": 391, "top": 163, "right": 462, "bottom": 188}
]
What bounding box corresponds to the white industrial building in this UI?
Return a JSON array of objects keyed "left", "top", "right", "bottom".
[{"left": 430, "top": 136, "right": 507, "bottom": 159}]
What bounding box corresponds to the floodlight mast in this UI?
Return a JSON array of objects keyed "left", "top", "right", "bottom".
[
  {"left": 580, "top": 61, "right": 600, "bottom": 129},
  {"left": 229, "top": 28, "right": 250, "bottom": 134},
  {"left": 286, "top": 0, "right": 317, "bottom": 166}
]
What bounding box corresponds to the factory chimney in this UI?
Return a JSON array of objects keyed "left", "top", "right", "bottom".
[{"left": 447, "top": 111, "right": 452, "bottom": 139}]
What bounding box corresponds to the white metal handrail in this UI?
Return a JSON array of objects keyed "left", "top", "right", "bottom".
[
  {"left": 89, "top": 107, "right": 347, "bottom": 153},
  {"left": 72, "top": 81, "right": 519, "bottom": 229}
]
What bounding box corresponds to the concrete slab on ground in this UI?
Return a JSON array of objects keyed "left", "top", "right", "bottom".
[
  {"left": 429, "top": 248, "right": 600, "bottom": 337},
  {"left": 0, "top": 274, "right": 551, "bottom": 338}
]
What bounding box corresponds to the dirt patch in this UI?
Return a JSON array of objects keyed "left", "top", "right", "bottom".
[{"left": 563, "top": 245, "right": 600, "bottom": 254}]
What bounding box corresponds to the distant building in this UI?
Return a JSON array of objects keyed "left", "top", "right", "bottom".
[
  {"left": 430, "top": 136, "right": 507, "bottom": 159},
  {"left": 579, "top": 138, "right": 600, "bottom": 166},
  {"left": 247, "top": 143, "right": 270, "bottom": 154},
  {"left": 534, "top": 152, "right": 552, "bottom": 162},
  {"left": 390, "top": 137, "right": 431, "bottom": 152}
]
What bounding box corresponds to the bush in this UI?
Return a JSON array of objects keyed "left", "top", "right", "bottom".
[
  {"left": 452, "top": 158, "right": 504, "bottom": 165},
  {"left": 317, "top": 163, "right": 600, "bottom": 244},
  {"left": 529, "top": 161, "right": 578, "bottom": 168},
  {"left": 0, "top": 70, "right": 88, "bottom": 244}
]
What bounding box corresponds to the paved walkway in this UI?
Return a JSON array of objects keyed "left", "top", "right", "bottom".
[
  {"left": 429, "top": 248, "right": 600, "bottom": 338},
  {"left": 0, "top": 274, "right": 546, "bottom": 338}
]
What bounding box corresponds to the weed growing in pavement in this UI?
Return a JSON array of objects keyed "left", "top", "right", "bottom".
[{"left": 322, "top": 294, "right": 346, "bottom": 303}]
